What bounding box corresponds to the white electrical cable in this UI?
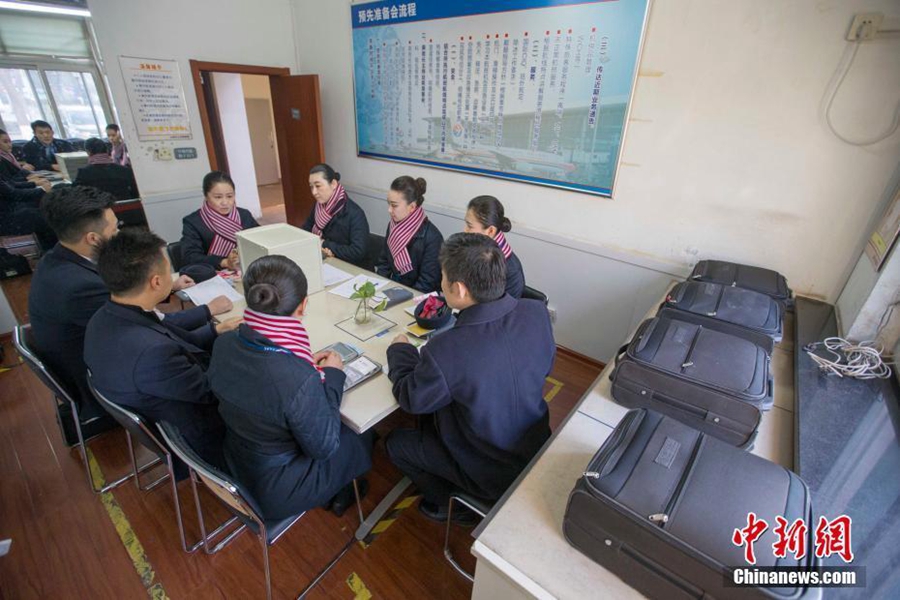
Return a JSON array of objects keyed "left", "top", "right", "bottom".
[
  {"left": 804, "top": 337, "right": 894, "bottom": 379},
  {"left": 822, "top": 23, "right": 900, "bottom": 146}
]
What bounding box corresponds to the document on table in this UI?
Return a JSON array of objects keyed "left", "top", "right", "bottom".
[
  {"left": 322, "top": 263, "right": 354, "bottom": 287},
  {"left": 182, "top": 275, "right": 243, "bottom": 306},
  {"left": 327, "top": 274, "right": 390, "bottom": 299}
]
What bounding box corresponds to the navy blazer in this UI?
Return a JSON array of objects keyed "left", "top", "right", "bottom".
[
  {"left": 0, "top": 178, "right": 43, "bottom": 219},
  {"left": 301, "top": 197, "right": 370, "bottom": 267},
  {"left": 74, "top": 163, "right": 139, "bottom": 200},
  {"left": 84, "top": 301, "right": 224, "bottom": 465},
  {"left": 387, "top": 294, "right": 555, "bottom": 499},
  {"left": 374, "top": 219, "right": 444, "bottom": 292},
  {"left": 28, "top": 244, "right": 211, "bottom": 415},
  {"left": 21, "top": 137, "right": 75, "bottom": 171},
  {"left": 505, "top": 252, "right": 526, "bottom": 299},
  {"left": 180, "top": 207, "right": 259, "bottom": 269},
  {"left": 0, "top": 158, "right": 31, "bottom": 183},
  {"left": 208, "top": 325, "right": 372, "bottom": 519}
]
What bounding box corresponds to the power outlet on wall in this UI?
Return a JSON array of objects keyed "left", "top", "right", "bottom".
[
  {"left": 846, "top": 13, "right": 883, "bottom": 41},
  {"left": 153, "top": 146, "right": 174, "bottom": 161}
]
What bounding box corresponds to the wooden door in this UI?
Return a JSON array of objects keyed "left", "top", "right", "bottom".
[{"left": 270, "top": 75, "right": 324, "bottom": 226}]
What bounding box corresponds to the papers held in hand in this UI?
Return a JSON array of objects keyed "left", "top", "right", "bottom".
[{"left": 182, "top": 275, "right": 243, "bottom": 305}]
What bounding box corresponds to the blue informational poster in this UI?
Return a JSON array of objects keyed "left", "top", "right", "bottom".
[{"left": 351, "top": 0, "right": 650, "bottom": 197}]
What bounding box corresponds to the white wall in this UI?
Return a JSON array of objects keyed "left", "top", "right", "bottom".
[
  {"left": 292, "top": 0, "right": 900, "bottom": 304},
  {"left": 241, "top": 73, "right": 282, "bottom": 181},
  {"left": 211, "top": 72, "right": 262, "bottom": 217},
  {"left": 86, "top": 0, "right": 298, "bottom": 240}
]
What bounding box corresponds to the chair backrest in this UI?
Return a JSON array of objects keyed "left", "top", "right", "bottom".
[
  {"left": 167, "top": 241, "right": 185, "bottom": 272},
  {"left": 13, "top": 324, "right": 78, "bottom": 405},
  {"left": 522, "top": 285, "right": 549, "bottom": 306},
  {"left": 157, "top": 421, "right": 264, "bottom": 523},
  {"left": 86, "top": 369, "right": 168, "bottom": 460},
  {"left": 364, "top": 233, "right": 384, "bottom": 273}
]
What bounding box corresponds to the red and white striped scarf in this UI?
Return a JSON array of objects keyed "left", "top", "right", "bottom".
[
  {"left": 88, "top": 153, "right": 114, "bottom": 165},
  {"left": 199, "top": 201, "right": 242, "bottom": 257},
  {"left": 243, "top": 308, "right": 324, "bottom": 380},
  {"left": 0, "top": 149, "right": 21, "bottom": 169},
  {"left": 312, "top": 181, "right": 347, "bottom": 236},
  {"left": 387, "top": 205, "right": 427, "bottom": 275},
  {"left": 494, "top": 231, "right": 513, "bottom": 260},
  {"left": 111, "top": 142, "right": 129, "bottom": 166}
]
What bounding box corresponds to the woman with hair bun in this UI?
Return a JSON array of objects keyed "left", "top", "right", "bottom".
[
  {"left": 375, "top": 175, "right": 444, "bottom": 292},
  {"left": 301, "top": 163, "right": 370, "bottom": 267},
  {"left": 464, "top": 195, "right": 526, "bottom": 298},
  {"left": 207, "top": 255, "right": 372, "bottom": 519}
]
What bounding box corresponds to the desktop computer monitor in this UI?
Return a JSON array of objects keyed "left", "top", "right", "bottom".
[
  {"left": 54, "top": 151, "right": 89, "bottom": 181},
  {"left": 236, "top": 224, "right": 324, "bottom": 294}
]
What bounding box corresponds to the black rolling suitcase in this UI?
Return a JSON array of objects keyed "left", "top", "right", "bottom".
[
  {"left": 564, "top": 409, "right": 820, "bottom": 600},
  {"left": 690, "top": 260, "right": 792, "bottom": 306},
  {"left": 663, "top": 281, "right": 784, "bottom": 342},
  {"left": 611, "top": 309, "right": 773, "bottom": 448}
]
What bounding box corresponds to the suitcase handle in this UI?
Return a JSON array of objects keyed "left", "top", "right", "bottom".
[{"left": 609, "top": 343, "right": 630, "bottom": 381}]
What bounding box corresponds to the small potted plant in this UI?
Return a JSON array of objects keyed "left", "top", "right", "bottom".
[{"left": 349, "top": 281, "right": 387, "bottom": 324}]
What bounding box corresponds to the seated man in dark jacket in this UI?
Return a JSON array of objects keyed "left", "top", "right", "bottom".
[
  {"left": 0, "top": 177, "right": 56, "bottom": 250},
  {"left": 21, "top": 120, "right": 75, "bottom": 172},
  {"left": 386, "top": 233, "right": 555, "bottom": 522},
  {"left": 84, "top": 229, "right": 242, "bottom": 467},
  {"left": 73, "top": 138, "right": 139, "bottom": 200},
  {"left": 29, "top": 186, "right": 230, "bottom": 423}
]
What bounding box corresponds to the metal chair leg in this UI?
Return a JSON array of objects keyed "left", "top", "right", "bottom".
[
  {"left": 260, "top": 526, "right": 272, "bottom": 600},
  {"left": 190, "top": 471, "right": 246, "bottom": 555},
  {"left": 71, "top": 401, "right": 133, "bottom": 494},
  {"left": 126, "top": 432, "right": 167, "bottom": 491},
  {"left": 444, "top": 496, "right": 475, "bottom": 582},
  {"left": 167, "top": 455, "right": 203, "bottom": 553},
  {"left": 352, "top": 478, "right": 364, "bottom": 526}
]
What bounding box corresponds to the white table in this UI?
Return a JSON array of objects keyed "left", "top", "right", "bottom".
[{"left": 469, "top": 285, "right": 796, "bottom": 599}]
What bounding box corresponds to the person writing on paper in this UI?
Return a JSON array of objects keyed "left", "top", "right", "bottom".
[
  {"left": 464, "top": 195, "right": 526, "bottom": 298},
  {"left": 29, "top": 187, "right": 227, "bottom": 430},
  {"left": 302, "top": 163, "right": 370, "bottom": 267},
  {"left": 385, "top": 233, "right": 554, "bottom": 523},
  {"left": 181, "top": 171, "right": 259, "bottom": 271},
  {"left": 21, "top": 120, "right": 75, "bottom": 172},
  {"left": 84, "top": 229, "right": 241, "bottom": 468},
  {"left": 208, "top": 255, "right": 373, "bottom": 519},
  {"left": 375, "top": 175, "right": 443, "bottom": 293}
]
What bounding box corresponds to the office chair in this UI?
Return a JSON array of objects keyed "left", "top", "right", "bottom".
[
  {"left": 444, "top": 492, "right": 493, "bottom": 582},
  {"left": 522, "top": 285, "right": 549, "bottom": 306},
  {"left": 364, "top": 233, "right": 384, "bottom": 273},
  {"left": 13, "top": 324, "right": 140, "bottom": 493},
  {"left": 87, "top": 371, "right": 238, "bottom": 553},
  {"left": 158, "top": 421, "right": 365, "bottom": 600},
  {"left": 167, "top": 241, "right": 185, "bottom": 272}
]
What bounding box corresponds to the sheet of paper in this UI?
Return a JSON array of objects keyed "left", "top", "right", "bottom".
[
  {"left": 322, "top": 263, "right": 354, "bottom": 287},
  {"left": 183, "top": 275, "right": 243, "bottom": 306},
  {"left": 328, "top": 273, "right": 390, "bottom": 299}
]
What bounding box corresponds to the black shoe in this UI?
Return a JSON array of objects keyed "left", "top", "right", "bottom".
[
  {"left": 417, "top": 499, "right": 479, "bottom": 527},
  {"left": 332, "top": 479, "right": 368, "bottom": 517}
]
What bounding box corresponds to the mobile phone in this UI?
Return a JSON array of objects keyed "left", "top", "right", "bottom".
[{"left": 321, "top": 342, "right": 360, "bottom": 363}]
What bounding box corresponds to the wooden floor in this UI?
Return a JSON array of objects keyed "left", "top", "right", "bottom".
[{"left": 0, "top": 276, "right": 603, "bottom": 600}]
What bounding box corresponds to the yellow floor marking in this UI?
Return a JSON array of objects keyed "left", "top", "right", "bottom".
[
  {"left": 87, "top": 448, "right": 170, "bottom": 599},
  {"left": 359, "top": 494, "right": 422, "bottom": 549},
  {"left": 347, "top": 572, "right": 373, "bottom": 600},
  {"left": 544, "top": 377, "right": 564, "bottom": 403}
]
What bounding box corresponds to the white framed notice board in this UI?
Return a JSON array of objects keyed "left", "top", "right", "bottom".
[{"left": 351, "top": 0, "right": 651, "bottom": 197}]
